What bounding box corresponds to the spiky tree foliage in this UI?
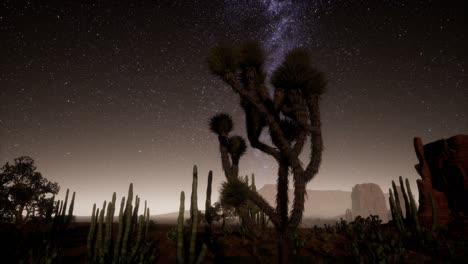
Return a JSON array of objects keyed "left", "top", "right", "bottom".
[
  {"left": 207, "top": 41, "right": 326, "bottom": 264},
  {"left": 227, "top": 136, "right": 247, "bottom": 163},
  {"left": 209, "top": 113, "right": 233, "bottom": 136},
  {"left": 271, "top": 48, "right": 326, "bottom": 96},
  {"left": 207, "top": 46, "right": 238, "bottom": 81},
  {"left": 238, "top": 41, "right": 264, "bottom": 70},
  {"left": 220, "top": 177, "right": 251, "bottom": 208}
]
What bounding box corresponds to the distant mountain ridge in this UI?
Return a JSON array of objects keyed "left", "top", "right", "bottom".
[{"left": 75, "top": 184, "right": 396, "bottom": 223}]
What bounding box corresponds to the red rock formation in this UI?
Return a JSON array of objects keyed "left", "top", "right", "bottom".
[
  {"left": 351, "top": 183, "right": 388, "bottom": 222},
  {"left": 414, "top": 135, "right": 468, "bottom": 228}
]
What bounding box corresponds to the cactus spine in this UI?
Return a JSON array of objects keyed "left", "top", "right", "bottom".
[{"left": 177, "top": 165, "right": 208, "bottom": 264}]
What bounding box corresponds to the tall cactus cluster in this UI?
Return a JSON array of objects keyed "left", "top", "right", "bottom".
[
  {"left": 177, "top": 165, "right": 208, "bottom": 264},
  {"left": 43, "top": 188, "right": 76, "bottom": 246},
  {"left": 242, "top": 174, "right": 269, "bottom": 230},
  {"left": 50, "top": 188, "right": 76, "bottom": 230},
  {"left": 24, "top": 188, "right": 76, "bottom": 263},
  {"left": 87, "top": 183, "right": 157, "bottom": 264},
  {"left": 389, "top": 176, "right": 423, "bottom": 234},
  {"left": 204, "top": 171, "right": 269, "bottom": 233}
]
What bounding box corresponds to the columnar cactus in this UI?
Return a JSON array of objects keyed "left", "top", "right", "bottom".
[
  {"left": 177, "top": 191, "right": 185, "bottom": 264},
  {"left": 205, "top": 171, "right": 213, "bottom": 229},
  {"left": 250, "top": 173, "right": 256, "bottom": 191},
  {"left": 51, "top": 188, "right": 76, "bottom": 230},
  {"left": 389, "top": 176, "right": 423, "bottom": 234},
  {"left": 176, "top": 165, "right": 208, "bottom": 264},
  {"left": 67, "top": 191, "right": 76, "bottom": 225},
  {"left": 244, "top": 173, "right": 269, "bottom": 230},
  {"left": 87, "top": 183, "right": 157, "bottom": 264},
  {"left": 35, "top": 188, "right": 76, "bottom": 263},
  {"left": 113, "top": 196, "right": 126, "bottom": 262},
  {"left": 389, "top": 188, "right": 405, "bottom": 233}
]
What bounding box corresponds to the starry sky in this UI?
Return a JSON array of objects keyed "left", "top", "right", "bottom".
[{"left": 1, "top": 0, "right": 466, "bottom": 216}]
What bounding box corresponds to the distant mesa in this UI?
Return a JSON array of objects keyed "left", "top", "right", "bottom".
[
  {"left": 351, "top": 183, "right": 389, "bottom": 222},
  {"left": 257, "top": 184, "right": 351, "bottom": 219},
  {"left": 258, "top": 183, "right": 406, "bottom": 224}
]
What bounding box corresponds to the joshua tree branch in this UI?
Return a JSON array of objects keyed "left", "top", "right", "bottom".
[
  {"left": 248, "top": 135, "right": 281, "bottom": 161},
  {"left": 288, "top": 172, "right": 306, "bottom": 228},
  {"left": 304, "top": 95, "right": 323, "bottom": 182},
  {"left": 292, "top": 130, "right": 307, "bottom": 157},
  {"left": 276, "top": 161, "right": 289, "bottom": 230},
  {"left": 226, "top": 77, "right": 305, "bottom": 177},
  {"left": 218, "top": 136, "right": 234, "bottom": 180},
  {"left": 246, "top": 188, "right": 280, "bottom": 227},
  {"left": 231, "top": 163, "right": 239, "bottom": 179}
]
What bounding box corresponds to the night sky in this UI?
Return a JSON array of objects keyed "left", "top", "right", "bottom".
[{"left": 1, "top": 0, "right": 466, "bottom": 216}]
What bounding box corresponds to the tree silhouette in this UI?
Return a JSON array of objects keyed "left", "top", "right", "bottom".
[
  {"left": 207, "top": 41, "right": 326, "bottom": 263},
  {"left": 0, "top": 156, "right": 59, "bottom": 224}
]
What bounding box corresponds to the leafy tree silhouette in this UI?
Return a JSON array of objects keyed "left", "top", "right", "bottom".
[
  {"left": 207, "top": 41, "right": 326, "bottom": 264},
  {"left": 0, "top": 156, "right": 59, "bottom": 224}
]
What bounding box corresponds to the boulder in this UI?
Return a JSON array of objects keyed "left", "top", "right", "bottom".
[{"left": 351, "top": 183, "right": 388, "bottom": 222}]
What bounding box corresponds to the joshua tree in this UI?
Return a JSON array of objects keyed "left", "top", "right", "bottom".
[{"left": 207, "top": 41, "right": 326, "bottom": 263}]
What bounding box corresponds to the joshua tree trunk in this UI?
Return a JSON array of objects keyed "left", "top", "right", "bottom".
[
  {"left": 276, "top": 159, "right": 291, "bottom": 261},
  {"left": 278, "top": 232, "right": 290, "bottom": 264},
  {"left": 277, "top": 160, "right": 289, "bottom": 230}
]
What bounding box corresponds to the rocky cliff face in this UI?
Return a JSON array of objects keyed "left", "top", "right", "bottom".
[
  {"left": 257, "top": 184, "right": 351, "bottom": 218},
  {"left": 351, "top": 183, "right": 388, "bottom": 222},
  {"left": 414, "top": 134, "right": 468, "bottom": 228}
]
